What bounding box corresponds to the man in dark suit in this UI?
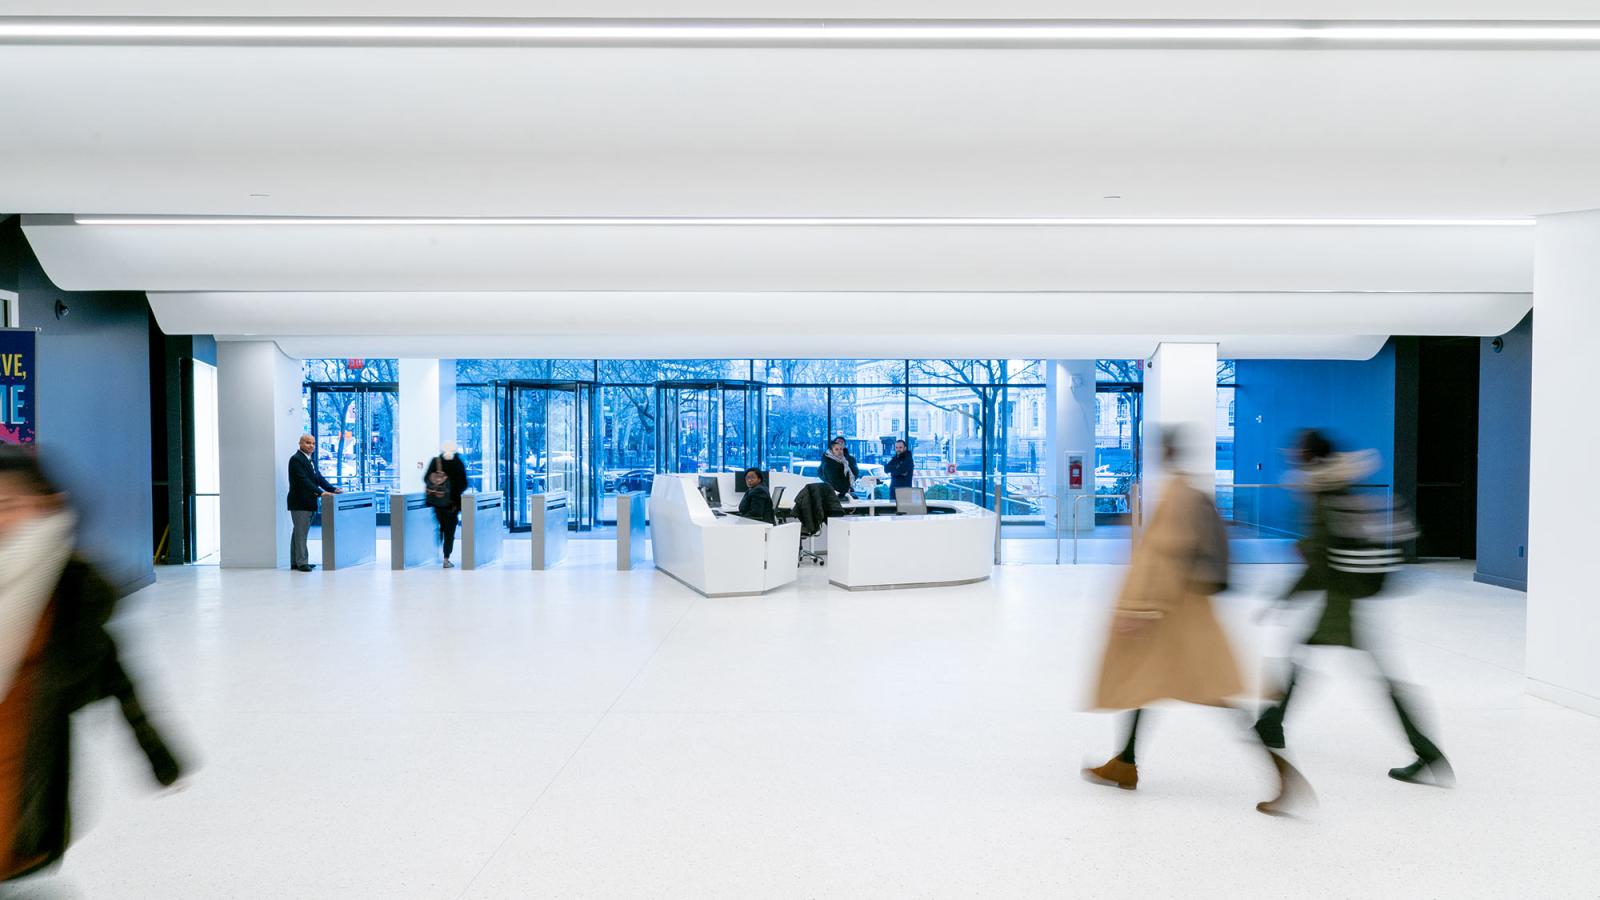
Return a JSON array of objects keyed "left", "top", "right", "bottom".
[{"left": 287, "top": 434, "right": 339, "bottom": 572}]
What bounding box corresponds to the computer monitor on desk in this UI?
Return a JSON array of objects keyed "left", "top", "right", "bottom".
[{"left": 697, "top": 475, "right": 721, "bottom": 508}]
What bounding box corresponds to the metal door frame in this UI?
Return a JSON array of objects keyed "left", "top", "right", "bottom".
[
  {"left": 492, "top": 379, "right": 599, "bottom": 532},
  {"left": 652, "top": 380, "right": 765, "bottom": 474},
  {"left": 305, "top": 381, "right": 399, "bottom": 525}
]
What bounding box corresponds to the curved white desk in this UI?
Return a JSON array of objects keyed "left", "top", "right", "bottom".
[
  {"left": 648, "top": 474, "right": 802, "bottom": 597},
  {"left": 826, "top": 501, "right": 997, "bottom": 591}
]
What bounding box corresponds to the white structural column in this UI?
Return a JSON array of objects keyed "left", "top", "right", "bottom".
[
  {"left": 1528, "top": 210, "right": 1600, "bottom": 715},
  {"left": 1140, "top": 343, "right": 1218, "bottom": 500},
  {"left": 398, "top": 359, "right": 457, "bottom": 491},
  {"left": 1045, "top": 360, "right": 1098, "bottom": 535},
  {"left": 217, "top": 341, "right": 303, "bottom": 568}
]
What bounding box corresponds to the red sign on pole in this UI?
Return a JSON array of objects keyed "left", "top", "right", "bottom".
[{"left": 946, "top": 463, "right": 957, "bottom": 475}]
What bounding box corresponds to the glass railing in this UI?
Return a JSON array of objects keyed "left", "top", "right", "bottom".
[{"left": 1223, "top": 483, "right": 1393, "bottom": 539}]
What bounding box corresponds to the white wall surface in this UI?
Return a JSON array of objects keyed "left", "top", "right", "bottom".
[
  {"left": 1140, "top": 342, "right": 1218, "bottom": 500},
  {"left": 218, "top": 340, "right": 303, "bottom": 568},
  {"left": 398, "top": 358, "right": 443, "bottom": 493},
  {"left": 1527, "top": 209, "right": 1600, "bottom": 716}
]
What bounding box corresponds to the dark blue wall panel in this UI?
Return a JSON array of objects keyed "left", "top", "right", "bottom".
[
  {"left": 3, "top": 220, "right": 154, "bottom": 594},
  {"left": 1475, "top": 313, "right": 1532, "bottom": 590},
  {"left": 1234, "top": 343, "right": 1398, "bottom": 535}
]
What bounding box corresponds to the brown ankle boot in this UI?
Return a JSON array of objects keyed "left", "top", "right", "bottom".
[
  {"left": 1257, "top": 750, "right": 1315, "bottom": 816},
  {"left": 1082, "top": 757, "right": 1138, "bottom": 790}
]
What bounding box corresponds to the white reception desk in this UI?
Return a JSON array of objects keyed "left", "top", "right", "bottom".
[
  {"left": 648, "top": 474, "right": 802, "bottom": 597},
  {"left": 827, "top": 500, "right": 997, "bottom": 591}
]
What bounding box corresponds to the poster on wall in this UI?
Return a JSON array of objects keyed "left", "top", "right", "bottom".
[{"left": 0, "top": 329, "right": 35, "bottom": 444}]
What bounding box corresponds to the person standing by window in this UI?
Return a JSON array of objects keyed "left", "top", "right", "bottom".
[
  {"left": 884, "top": 439, "right": 914, "bottom": 495},
  {"left": 425, "top": 443, "right": 469, "bottom": 568},
  {"left": 818, "top": 437, "right": 858, "bottom": 500},
  {"left": 287, "top": 434, "right": 339, "bottom": 572}
]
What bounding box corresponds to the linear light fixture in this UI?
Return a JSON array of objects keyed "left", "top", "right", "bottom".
[
  {"left": 5, "top": 18, "right": 1600, "bottom": 49},
  {"left": 70, "top": 216, "right": 1536, "bottom": 227}
]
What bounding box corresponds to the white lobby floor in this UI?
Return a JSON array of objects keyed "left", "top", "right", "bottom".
[{"left": 9, "top": 546, "right": 1598, "bottom": 899}]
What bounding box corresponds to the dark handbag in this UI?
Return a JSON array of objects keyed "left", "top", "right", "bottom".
[{"left": 425, "top": 466, "right": 452, "bottom": 508}]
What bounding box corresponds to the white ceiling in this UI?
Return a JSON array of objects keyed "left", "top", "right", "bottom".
[
  {"left": 144, "top": 289, "right": 1524, "bottom": 359},
  {"left": 1, "top": 12, "right": 1586, "bottom": 357},
  {"left": 3, "top": 45, "right": 1599, "bottom": 218},
  {"left": 23, "top": 218, "right": 1535, "bottom": 293},
  {"left": 3, "top": 2, "right": 1597, "bottom": 16}
]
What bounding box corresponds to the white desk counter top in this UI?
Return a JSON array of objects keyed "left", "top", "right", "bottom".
[
  {"left": 648, "top": 474, "right": 801, "bottom": 597},
  {"left": 826, "top": 500, "right": 996, "bottom": 591}
]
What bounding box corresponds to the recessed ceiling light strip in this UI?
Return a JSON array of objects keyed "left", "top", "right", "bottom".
[
  {"left": 4, "top": 18, "right": 1600, "bottom": 49},
  {"left": 69, "top": 215, "right": 1536, "bottom": 227}
]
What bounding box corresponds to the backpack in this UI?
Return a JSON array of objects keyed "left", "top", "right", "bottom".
[
  {"left": 1324, "top": 492, "right": 1419, "bottom": 598},
  {"left": 425, "top": 461, "right": 452, "bottom": 507}
]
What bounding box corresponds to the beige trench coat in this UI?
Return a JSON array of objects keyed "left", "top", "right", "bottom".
[{"left": 1092, "top": 477, "right": 1243, "bottom": 710}]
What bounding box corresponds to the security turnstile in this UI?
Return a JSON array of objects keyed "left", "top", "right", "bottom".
[
  {"left": 390, "top": 492, "right": 438, "bottom": 569},
  {"left": 460, "top": 491, "right": 505, "bottom": 570},
  {"left": 320, "top": 491, "right": 377, "bottom": 570},
  {"left": 530, "top": 492, "right": 570, "bottom": 570},
  {"left": 616, "top": 491, "right": 648, "bottom": 570}
]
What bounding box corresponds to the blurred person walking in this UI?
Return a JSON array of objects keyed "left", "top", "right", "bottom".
[
  {"left": 424, "top": 443, "right": 469, "bottom": 568},
  {"left": 0, "top": 447, "right": 183, "bottom": 882},
  {"left": 1252, "top": 429, "right": 1452, "bottom": 787},
  {"left": 1083, "top": 428, "right": 1311, "bottom": 816}
]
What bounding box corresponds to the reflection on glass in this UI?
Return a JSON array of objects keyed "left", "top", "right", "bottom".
[{"left": 1095, "top": 388, "right": 1141, "bottom": 517}]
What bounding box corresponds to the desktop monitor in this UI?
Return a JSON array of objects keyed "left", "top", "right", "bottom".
[{"left": 697, "top": 475, "right": 722, "bottom": 508}]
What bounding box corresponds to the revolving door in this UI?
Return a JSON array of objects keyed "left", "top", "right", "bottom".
[
  {"left": 654, "top": 380, "right": 765, "bottom": 475},
  {"left": 491, "top": 380, "right": 599, "bottom": 531}
]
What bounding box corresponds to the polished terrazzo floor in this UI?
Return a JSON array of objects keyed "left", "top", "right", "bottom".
[{"left": 8, "top": 544, "right": 1597, "bottom": 899}]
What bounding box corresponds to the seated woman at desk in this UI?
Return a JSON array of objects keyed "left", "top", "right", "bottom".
[
  {"left": 735, "top": 467, "right": 775, "bottom": 524},
  {"left": 884, "top": 439, "right": 914, "bottom": 494},
  {"left": 818, "top": 437, "right": 859, "bottom": 499}
]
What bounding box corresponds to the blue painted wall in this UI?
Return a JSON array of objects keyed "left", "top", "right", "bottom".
[
  {"left": 1234, "top": 342, "right": 1399, "bottom": 536},
  {"left": 1475, "top": 313, "right": 1531, "bottom": 590},
  {"left": 2, "top": 219, "right": 154, "bottom": 594}
]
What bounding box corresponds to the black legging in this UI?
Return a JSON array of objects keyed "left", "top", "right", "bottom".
[
  {"left": 434, "top": 504, "right": 459, "bottom": 560},
  {"left": 1255, "top": 650, "right": 1443, "bottom": 762}
]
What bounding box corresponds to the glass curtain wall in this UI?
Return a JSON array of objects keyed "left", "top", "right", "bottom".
[
  {"left": 1090, "top": 359, "right": 1238, "bottom": 521},
  {"left": 302, "top": 358, "right": 399, "bottom": 516},
  {"left": 311, "top": 357, "right": 1088, "bottom": 532}
]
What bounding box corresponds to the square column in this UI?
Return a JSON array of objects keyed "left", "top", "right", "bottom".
[
  {"left": 1528, "top": 210, "right": 1600, "bottom": 715},
  {"left": 217, "top": 341, "right": 303, "bottom": 568},
  {"left": 398, "top": 359, "right": 457, "bottom": 490},
  {"left": 1045, "top": 360, "right": 1098, "bottom": 535},
  {"left": 1140, "top": 342, "right": 1218, "bottom": 501}
]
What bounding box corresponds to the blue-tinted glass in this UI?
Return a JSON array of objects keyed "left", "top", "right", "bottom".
[{"left": 1096, "top": 359, "right": 1143, "bottom": 383}]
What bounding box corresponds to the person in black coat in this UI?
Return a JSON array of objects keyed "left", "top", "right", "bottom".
[
  {"left": 817, "top": 436, "right": 859, "bottom": 499},
  {"left": 735, "top": 468, "right": 775, "bottom": 525},
  {"left": 287, "top": 434, "right": 339, "bottom": 572},
  {"left": 884, "top": 439, "right": 914, "bottom": 494},
  {"left": 425, "top": 446, "right": 470, "bottom": 568}
]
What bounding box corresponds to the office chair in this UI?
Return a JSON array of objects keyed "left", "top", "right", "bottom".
[
  {"left": 792, "top": 482, "right": 842, "bottom": 566},
  {"left": 771, "top": 486, "right": 788, "bottom": 525},
  {"left": 894, "top": 486, "right": 928, "bottom": 516}
]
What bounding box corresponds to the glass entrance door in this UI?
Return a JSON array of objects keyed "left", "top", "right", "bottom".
[
  {"left": 307, "top": 382, "right": 398, "bottom": 516},
  {"left": 1094, "top": 385, "right": 1143, "bottom": 523},
  {"left": 654, "top": 381, "right": 764, "bottom": 475},
  {"left": 493, "top": 380, "right": 598, "bottom": 532}
]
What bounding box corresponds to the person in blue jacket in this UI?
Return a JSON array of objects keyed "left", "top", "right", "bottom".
[{"left": 884, "top": 439, "right": 914, "bottom": 494}]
